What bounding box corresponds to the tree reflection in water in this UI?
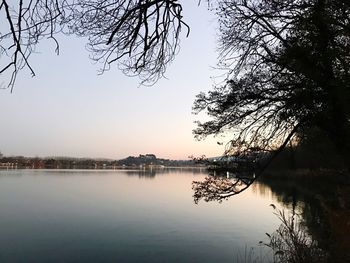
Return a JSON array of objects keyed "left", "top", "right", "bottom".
[
  {"left": 192, "top": 173, "right": 331, "bottom": 262},
  {"left": 264, "top": 205, "right": 328, "bottom": 263}
]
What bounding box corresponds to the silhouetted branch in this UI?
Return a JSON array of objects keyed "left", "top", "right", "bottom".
[
  {"left": 0, "top": 0, "right": 65, "bottom": 91},
  {"left": 192, "top": 175, "right": 255, "bottom": 203},
  {"left": 65, "top": 0, "right": 189, "bottom": 85}
]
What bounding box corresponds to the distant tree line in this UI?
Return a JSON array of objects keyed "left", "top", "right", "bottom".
[
  {"left": 111, "top": 154, "right": 196, "bottom": 167},
  {"left": 0, "top": 153, "right": 197, "bottom": 169}
]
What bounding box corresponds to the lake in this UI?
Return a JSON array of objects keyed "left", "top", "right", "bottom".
[{"left": 0, "top": 168, "right": 290, "bottom": 262}]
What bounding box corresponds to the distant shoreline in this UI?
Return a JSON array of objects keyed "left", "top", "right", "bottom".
[
  {"left": 0, "top": 153, "right": 205, "bottom": 170},
  {"left": 0, "top": 166, "right": 206, "bottom": 171}
]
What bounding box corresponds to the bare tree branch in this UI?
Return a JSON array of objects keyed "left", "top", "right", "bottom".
[{"left": 65, "top": 0, "right": 189, "bottom": 85}]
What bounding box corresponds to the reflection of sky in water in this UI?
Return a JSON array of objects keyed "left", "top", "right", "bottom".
[{"left": 0, "top": 169, "right": 285, "bottom": 262}]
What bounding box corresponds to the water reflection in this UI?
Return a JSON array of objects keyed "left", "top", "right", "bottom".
[
  {"left": 191, "top": 171, "right": 344, "bottom": 261},
  {"left": 0, "top": 168, "right": 284, "bottom": 263},
  {"left": 0, "top": 167, "right": 206, "bottom": 179},
  {"left": 125, "top": 167, "right": 206, "bottom": 178},
  {"left": 258, "top": 174, "right": 331, "bottom": 253},
  {"left": 1, "top": 168, "right": 343, "bottom": 262}
]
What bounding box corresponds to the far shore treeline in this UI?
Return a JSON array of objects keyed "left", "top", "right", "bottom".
[{"left": 0, "top": 153, "right": 202, "bottom": 170}]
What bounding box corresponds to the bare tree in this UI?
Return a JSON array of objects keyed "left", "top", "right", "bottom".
[
  {"left": 0, "top": 0, "right": 66, "bottom": 91},
  {"left": 0, "top": 0, "right": 189, "bottom": 90},
  {"left": 193, "top": 0, "right": 350, "bottom": 166},
  {"left": 191, "top": 0, "right": 350, "bottom": 202}
]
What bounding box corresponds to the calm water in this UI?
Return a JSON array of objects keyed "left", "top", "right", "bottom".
[{"left": 0, "top": 169, "right": 286, "bottom": 262}]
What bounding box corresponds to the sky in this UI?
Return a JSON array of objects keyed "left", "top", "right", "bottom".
[{"left": 0, "top": 1, "right": 227, "bottom": 160}]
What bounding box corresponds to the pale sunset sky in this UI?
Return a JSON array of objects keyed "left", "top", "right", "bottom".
[{"left": 0, "top": 1, "right": 227, "bottom": 160}]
